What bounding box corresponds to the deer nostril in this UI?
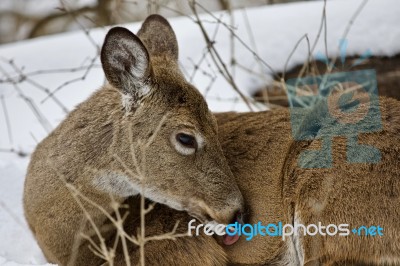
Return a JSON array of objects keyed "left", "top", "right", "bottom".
[
  {"left": 229, "top": 210, "right": 244, "bottom": 225},
  {"left": 204, "top": 213, "right": 213, "bottom": 222},
  {"left": 236, "top": 211, "right": 244, "bottom": 224}
]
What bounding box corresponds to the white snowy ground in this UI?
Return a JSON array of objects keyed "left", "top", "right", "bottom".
[{"left": 0, "top": 0, "right": 399, "bottom": 265}]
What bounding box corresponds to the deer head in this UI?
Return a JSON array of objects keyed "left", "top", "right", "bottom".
[{"left": 100, "top": 15, "right": 244, "bottom": 225}]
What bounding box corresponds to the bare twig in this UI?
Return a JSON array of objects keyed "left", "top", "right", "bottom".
[
  {"left": 190, "top": 1, "right": 253, "bottom": 111},
  {"left": 0, "top": 95, "right": 13, "bottom": 144}
]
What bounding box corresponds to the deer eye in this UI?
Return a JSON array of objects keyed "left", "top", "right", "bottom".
[{"left": 176, "top": 133, "right": 197, "bottom": 149}]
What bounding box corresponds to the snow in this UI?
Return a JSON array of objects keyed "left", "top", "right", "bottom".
[
  {"left": 0, "top": 156, "right": 50, "bottom": 265},
  {"left": 0, "top": 257, "right": 55, "bottom": 266},
  {"left": 0, "top": 0, "right": 97, "bottom": 17},
  {"left": 0, "top": 0, "right": 399, "bottom": 265}
]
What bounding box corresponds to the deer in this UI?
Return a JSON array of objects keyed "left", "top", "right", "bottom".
[
  {"left": 129, "top": 95, "right": 400, "bottom": 266},
  {"left": 23, "top": 15, "right": 244, "bottom": 266},
  {"left": 214, "top": 96, "right": 400, "bottom": 265},
  {"left": 24, "top": 14, "right": 400, "bottom": 266}
]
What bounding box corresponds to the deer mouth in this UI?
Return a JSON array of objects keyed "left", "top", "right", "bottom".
[
  {"left": 186, "top": 199, "right": 244, "bottom": 245},
  {"left": 223, "top": 230, "right": 240, "bottom": 245},
  {"left": 203, "top": 212, "right": 244, "bottom": 246},
  {"left": 222, "top": 211, "right": 243, "bottom": 246}
]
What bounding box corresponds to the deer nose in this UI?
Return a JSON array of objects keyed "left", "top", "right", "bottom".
[{"left": 220, "top": 194, "right": 245, "bottom": 225}]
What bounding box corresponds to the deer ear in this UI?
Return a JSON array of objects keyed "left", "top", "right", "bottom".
[
  {"left": 101, "top": 27, "right": 152, "bottom": 109},
  {"left": 137, "top": 14, "right": 178, "bottom": 61}
]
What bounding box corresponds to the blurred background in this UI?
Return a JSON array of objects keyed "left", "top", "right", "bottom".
[{"left": 0, "top": 0, "right": 309, "bottom": 44}]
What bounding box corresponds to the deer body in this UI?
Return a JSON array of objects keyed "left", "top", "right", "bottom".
[
  {"left": 23, "top": 14, "right": 400, "bottom": 266},
  {"left": 216, "top": 99, "right": 400, "bottom": 265},
  {"left": 136, "top": 97, "right": 400, "bottom": 265},
  {"left": 23, "top": 15, "right": 243, "bottom": 266}
]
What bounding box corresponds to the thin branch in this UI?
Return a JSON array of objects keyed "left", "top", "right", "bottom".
[
  {"left": 190, "top": 1, "right": 253, "bottom": 111},
  {"left": 0, "top": 95, "right": 13, "bottom": 144}
]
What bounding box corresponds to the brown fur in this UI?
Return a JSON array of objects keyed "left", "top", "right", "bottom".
[
  {"left": 23, "top": 14, "right": 400, "bottom": 265},
  {"left": 217, "top": 97, "right": 400, "bottom": 265},
  {"left": 133, "top": 96, "right": 400, "bottom": 265},
  {"left": 23, "top": 15, "right": 243, "bottom": 266}
]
